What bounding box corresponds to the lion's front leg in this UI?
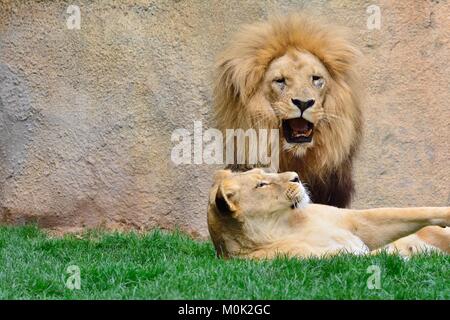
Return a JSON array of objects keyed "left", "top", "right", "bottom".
[{"left": 341, "top": 207, "right": 450, "bottom": 251}]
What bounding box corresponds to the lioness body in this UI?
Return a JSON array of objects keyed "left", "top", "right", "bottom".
[
  {"left": 243, "top": 204, "right": 368, "bottom": 258},
  {"left": 207, "top": 169, "right": 449, "bottom": 259}
]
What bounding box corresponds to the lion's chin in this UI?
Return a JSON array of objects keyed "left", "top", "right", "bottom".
[{"left": 282, "top": 141, "right": 312, "bottom": 158}]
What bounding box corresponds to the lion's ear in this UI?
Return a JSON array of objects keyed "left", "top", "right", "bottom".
[
  {"left": 215, "top": 54, "right": 266, "bottom": 105},
  {"left": 214, "top": 183, "right": 237, "bottom": 215},
  {"left": 320, "top": 41, "right": 362, "bottom": 79}
]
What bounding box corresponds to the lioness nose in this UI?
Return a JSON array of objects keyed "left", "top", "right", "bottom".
[
  {"left": 291, "top": 98, "right": 315, "bottom": 112},
  {"left": 289, "top": 175, "right": 300, "bottom": 183}
]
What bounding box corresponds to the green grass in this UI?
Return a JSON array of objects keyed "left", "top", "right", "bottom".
[{"left": 0, "top": 225, "right": 448, "bottom": 299}]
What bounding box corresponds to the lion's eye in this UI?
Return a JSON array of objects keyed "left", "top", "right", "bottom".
[
  {"left": 273, "top": 78, "right": 286, "bottom": 89},
  {"left": 312, "top": 75, "right": 324, "bottom": 89},
  {"left": 256, "top": 181, "right": 269, "bottom": 188}
]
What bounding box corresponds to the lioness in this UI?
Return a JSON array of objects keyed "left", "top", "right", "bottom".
[{"left": 207, "top": 169, "right": 449, "bottom": 259}]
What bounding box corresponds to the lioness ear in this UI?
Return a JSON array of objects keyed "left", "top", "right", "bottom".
[
  {"left": 213, "top": 170, "right": 232, "bottom": 184},
  {"left": 215, "top": 183, "right": 237, "bottom": 214}
]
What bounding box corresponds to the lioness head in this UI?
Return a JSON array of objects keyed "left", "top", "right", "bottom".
[
  {"left": 214, "top": 14, "right": 362, "bottom": 169},
  {"left": 207, "top": 168, "right": 309, "bottom": 257}
]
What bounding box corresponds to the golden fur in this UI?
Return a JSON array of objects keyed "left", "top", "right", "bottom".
[
  {"left": 382, "top": 226, "right": 450, "bottom": 255},
  {"left": 214, "top": 14, "right": 363, "bottom": 207},
  {"left": 207, "top": 169, "right": 450, "bottom": 259}
]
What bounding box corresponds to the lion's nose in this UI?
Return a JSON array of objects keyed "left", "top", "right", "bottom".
[
  {"left": 291, "top": 98, "right": 315, "bottom": 112},
  {"left": 289, "top": 175, "right": 300, "bottom": 183}
]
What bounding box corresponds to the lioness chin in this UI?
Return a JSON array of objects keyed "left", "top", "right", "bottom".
[{"left": 207, "top": 169, "right": 450, "bottom": 259}]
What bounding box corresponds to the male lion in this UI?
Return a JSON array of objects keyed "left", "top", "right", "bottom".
[
  {"left": 214, "top": 14, "right": 362, "bottom": 208},
  {"left": 207, "top": 169, "right": 450, "bottom": 259}
]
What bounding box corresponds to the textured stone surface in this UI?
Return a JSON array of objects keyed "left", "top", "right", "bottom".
[{"left": 0, "top": 0, "right": 449, "bottom": 237}]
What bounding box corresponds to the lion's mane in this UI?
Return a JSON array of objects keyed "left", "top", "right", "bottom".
[{"left": 213, "top": 14, "right": 363, "bottom": 208}]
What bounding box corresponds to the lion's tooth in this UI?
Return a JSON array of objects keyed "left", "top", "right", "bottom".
[{"left": 292, "top": 128, "right": 313, "bottom": 138}]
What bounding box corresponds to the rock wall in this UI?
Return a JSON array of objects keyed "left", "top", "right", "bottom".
[{"left": 1, "top": 0, "right": 449, "bottom": 236}]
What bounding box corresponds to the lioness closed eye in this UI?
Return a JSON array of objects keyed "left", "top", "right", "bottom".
[{"left": 207, "top": 169, "right": 450, "bottom": 259}]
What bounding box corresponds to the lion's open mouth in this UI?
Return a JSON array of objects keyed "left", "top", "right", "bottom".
[{"left": 282, "top": 118, "right": 314, "bottom": 144}]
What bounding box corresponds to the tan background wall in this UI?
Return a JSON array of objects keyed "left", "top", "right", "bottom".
[{"left": 0, "top": 0, "right": 449, "bottom": 237}]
